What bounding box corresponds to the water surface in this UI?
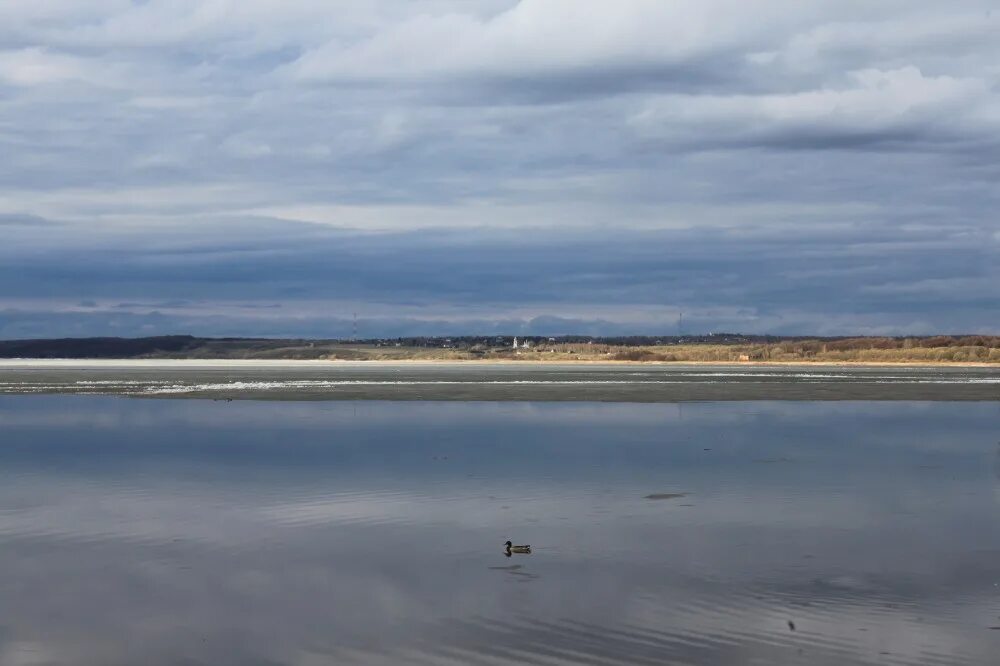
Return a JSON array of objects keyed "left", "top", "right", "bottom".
[
  {"left": 1, "top": 396, "right": 999, "bottom": 664},
  {"left": 2, "top": 361, "right": 999, "bottom": 400}
]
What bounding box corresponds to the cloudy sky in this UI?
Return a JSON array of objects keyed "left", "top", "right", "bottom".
[{"left": 1, "top": 1, "right": 998, "bottom": 338}]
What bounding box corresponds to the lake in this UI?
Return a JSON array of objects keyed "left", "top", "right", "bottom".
[
  {"left": 1, "top": 395, "right": 999, "bottom": 664},
  {"left": 1, "top": 360, "right": 999, "bottom": 401}
]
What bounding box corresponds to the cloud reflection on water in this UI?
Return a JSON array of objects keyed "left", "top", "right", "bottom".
[{"left": 0, "top": 397, "right": 998, "bottom": 664}]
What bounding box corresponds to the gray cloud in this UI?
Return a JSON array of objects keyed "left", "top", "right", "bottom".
[
  {"left": 0, "top": 217, "right": 996, "bottom": 336},
  {"left": 0, "top": 2, "right": 998, "bottom": 336}
]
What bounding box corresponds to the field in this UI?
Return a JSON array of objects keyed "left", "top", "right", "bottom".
[
  {"left": 322, "top": 338, "right": 1000, "bottom": 364},
  {"left": 2, "top": 335, "right": 998, "bottom": 364}
]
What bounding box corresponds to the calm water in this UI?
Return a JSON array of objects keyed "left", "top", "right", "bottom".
[
  {"left": 2, "top": 361, "right": 999, "bottom": 401},
  {"left": 1, "top": 396, "right": 999, "bottom": 665}
]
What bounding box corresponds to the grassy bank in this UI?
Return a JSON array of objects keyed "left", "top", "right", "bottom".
[
  {"left": 2, "top": 335, "right": 998, "bottom": 364},
  {"left": 316, "top": 339, "right": 1000, "bottom": 364}
]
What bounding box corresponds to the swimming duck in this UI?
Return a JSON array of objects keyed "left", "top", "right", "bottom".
[{"left": 504, "top": 540, "right": 531, "bottom": 554}]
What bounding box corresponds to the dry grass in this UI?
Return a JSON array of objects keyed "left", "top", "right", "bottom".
[{"left": 317, "top": 340, "right": 1000, "bottom": 364}]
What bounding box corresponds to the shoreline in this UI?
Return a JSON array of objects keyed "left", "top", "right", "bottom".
[
  {"left": 0, "top": 358, "right": 998, "bottom": 368},
  {"left": 1, "top": 360, "right": 997, "bottom": 402}
]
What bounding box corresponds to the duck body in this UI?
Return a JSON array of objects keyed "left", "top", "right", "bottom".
[{"left": 504, "top": 540, "right": 531, "bottom": 554}]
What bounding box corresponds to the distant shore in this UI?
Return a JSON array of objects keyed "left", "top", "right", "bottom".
[{"left": 2, "top": 335, "right": 999, "bottom": 366}]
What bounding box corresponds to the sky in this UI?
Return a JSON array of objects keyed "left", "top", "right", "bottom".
[{"left": 1, "top": 0, "right": 998, "bottom": 339}]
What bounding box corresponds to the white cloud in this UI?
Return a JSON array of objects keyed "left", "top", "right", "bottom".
[
  {"left": 288, "top": 0, "right": 800, "bottom": 82},
  {"left": 777, "top": 11, "right": 1000, "bottom": 72},
  {"left": 0, "top": 48, "right": 113, "bottom": 87},
  {"left": 631, "top": 67, "right": 993, "bottom": 145}
]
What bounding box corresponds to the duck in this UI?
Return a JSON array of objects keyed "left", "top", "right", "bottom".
[{"left": 504, "top": 540, "right": 531, "bottom": 554}]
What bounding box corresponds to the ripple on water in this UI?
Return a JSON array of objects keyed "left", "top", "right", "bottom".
[{"left": 1, "top": 398, "right": 999, "bottom": 665}]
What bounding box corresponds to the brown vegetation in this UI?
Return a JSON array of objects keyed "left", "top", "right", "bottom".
[
  {"left": 316, "top": 336, "right": 1000, "bottom": 364},
  {"left": 3, "top": 335, "right": 996, "bottom": 364}
]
